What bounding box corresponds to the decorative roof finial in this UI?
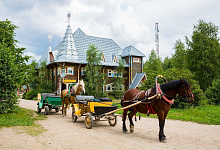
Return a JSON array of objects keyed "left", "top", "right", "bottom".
[
  {"left": 67, "top": 11, "right": 71, "bottom": 26},
  {"left": 48, "top": 35, "right": 53, "bottom": 45}
]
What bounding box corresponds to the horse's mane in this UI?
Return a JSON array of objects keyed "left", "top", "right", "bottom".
[
  {"left": 160, "top": 80, "right": 182, "bottom": 92},
  {"left": 72, "top": 82, "right": 79, "bottom": 93}
]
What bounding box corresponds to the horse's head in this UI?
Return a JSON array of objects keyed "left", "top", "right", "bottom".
[
  {"left": 78, "top": 80, "right": 85, "bottom": 94},
  {"left": 178, "top": 78, "right": 194, "bottom": 103}
]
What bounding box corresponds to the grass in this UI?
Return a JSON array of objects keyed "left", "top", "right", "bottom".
[
  {"left": 0, "top": 107, "right": 47, "bottom": 136},
  {"left": 112, "top": 100, "right": 220, "bottom": 125}
]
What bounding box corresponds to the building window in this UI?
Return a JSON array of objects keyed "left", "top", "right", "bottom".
[
  {"left": 108, "top": 70, "right": 112, "bottom": 77},
  {"left": 81, "top": 68, "right": 86, "bottom": 76},
  {"left": 133, "top": 58, "right": 140, "bottom": 63},
  {"left": 106, "top": 84, "right": 111, "bottom": 91},
  {"left": 105, "top": 83, "right": 124, "bottom": 91},
  {"left": 114, "top": 71, "right": 117, "bottom": 77},
  {"left": 67, "top": 67, "right": 74, "bottom": 75},
  {"left": 61, "top": 68, "right": 65, "bottom": 74}
]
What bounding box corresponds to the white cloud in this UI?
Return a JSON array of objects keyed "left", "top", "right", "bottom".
[{"left": 1, "top": 0, "right": 219, "bottom": 61}]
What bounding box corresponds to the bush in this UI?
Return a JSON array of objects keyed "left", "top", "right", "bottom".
[
  {"left": 106, "top": 91, "right": 123, "bottom": 99},
  {"left": 206, "top": 78, "right": 220, "bottom": 105},
  {"left": 25, "top": 89, "right": 38, "bottom": 100},
  {"left": 95, "top": 92, "right": 108, "bottom": 98}
]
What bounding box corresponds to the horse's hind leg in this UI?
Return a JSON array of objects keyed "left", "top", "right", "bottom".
[
  {"left": 122, "top": 109, "right": 129, "bottom": 132},
  {"left": 158, "top": 112, "right": 166, "bottom": 141},
  {"left": 62, "top": 101, "right": 65, "bottom": 117},
  {"left": 128, "top": 107, "right": 137, "bottom": 133}
]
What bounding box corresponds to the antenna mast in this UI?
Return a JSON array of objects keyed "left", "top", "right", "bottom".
[
  {"left": 67, "top": 11, "right": 71, "bottom": 26},
  {"left": 155, "top": 22, "right": 159, "bottom": 58}
]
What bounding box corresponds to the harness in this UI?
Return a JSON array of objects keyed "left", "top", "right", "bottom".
[{"left": 61, "top": 83, "right": 76, "bottom": 102}]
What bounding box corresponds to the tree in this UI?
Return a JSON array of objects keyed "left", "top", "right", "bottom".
[
  {"left": 0, "top": 20, "right": 29, "bottom": 113},
  {"left": 142, "top": 49, "right": 163, "bottom": 89},
  {"left": 206, "top": 78, "right": 220, "bottom": 105},
  {"left": 37, "top": 61, "right": 53, "bottom": 93},
  {"left": 112, "top": 59, "right": 126, "bottom": 99},
  {"left": 162, "top": 56, "right": 172, "bottom": 70},
  {"left": 162, "top": 68, "right": 206, "bottom": 108},
  {"left": 171, "top": 40, "right": 188, "bottom": 69},
  {"left": 186, "top": 20, "right": 220, "bottom": 91},
  {"left": 143, "top": 49, "right": 163, "bottom": 73},
  {"left": 84, "top": 45, "right": 105, "bottom": 97}
]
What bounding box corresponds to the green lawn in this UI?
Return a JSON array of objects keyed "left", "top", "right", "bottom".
[
  {"left": 0, "top": 107, "right": 47, "bottom": 136},
  {"left": 0, "top": 107, "right": 46, "bottom": 127},
  {"left": 113, "top": 100, "right": 220, "bottom": 125}
]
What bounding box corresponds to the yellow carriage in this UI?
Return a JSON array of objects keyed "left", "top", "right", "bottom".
[{"left": 72, "top": 96, "right": 118, "bottom": 129}]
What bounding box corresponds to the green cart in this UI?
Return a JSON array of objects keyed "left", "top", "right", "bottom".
[{"left": 37, "top": 93, "right": 62, "bottom": 115}]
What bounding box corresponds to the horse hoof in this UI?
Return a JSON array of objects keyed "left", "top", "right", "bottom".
[
  {"left": 159, "top": 136, "right": 166, "bottom": 142},
  {"left": 130, "top": 125, "right": 134, "bottom": 133},
  {"left": 123, "top": 129, "right": 128, "bottom": 133}
]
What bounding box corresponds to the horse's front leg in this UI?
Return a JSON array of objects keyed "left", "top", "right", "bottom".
[
  {"left": 158, "top": 112, "right": 166, "bottom": 141},
  {"left": 128, "top": 107, "right": 137, "bottom": 133},
  {"left": 122, "top": 108, "right": 128, "bottom": 132}
]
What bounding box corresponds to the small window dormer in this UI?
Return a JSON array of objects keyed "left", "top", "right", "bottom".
[
  {"left": 112, "top": 54, "right": 117, "bottom": 63},
  {"left": 101, "top": 54, "right": 105, "bottom": 62}
]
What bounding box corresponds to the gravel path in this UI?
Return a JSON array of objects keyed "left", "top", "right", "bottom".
[{"left": 0, "top": 99, "right": 219, "bottom": 150}]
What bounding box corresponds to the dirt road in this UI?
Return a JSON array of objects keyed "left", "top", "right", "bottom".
[{"left": 0, "top": 99, "right": 219, "bottom": 150}]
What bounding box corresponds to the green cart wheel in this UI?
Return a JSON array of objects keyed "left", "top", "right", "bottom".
[
  {"left": 85, "top": 113, "right": 93, "bottom": 129},
  {"left": 37, "top": 105, "right": 41, "bottom": 113},
  {"left": 45, "top": 106, "right": 49, "bottom": 115}
]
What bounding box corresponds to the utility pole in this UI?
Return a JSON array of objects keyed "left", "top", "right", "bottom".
[{"left": 155, "top": 23, "right": 159, "bottom": 58}]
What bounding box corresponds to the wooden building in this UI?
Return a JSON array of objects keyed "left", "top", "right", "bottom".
[{"left": 39, "top": 13, "right": 146, "bottom": 94}]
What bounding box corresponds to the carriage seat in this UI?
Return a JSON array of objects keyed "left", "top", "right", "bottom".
[
  {"left": 99, "top": 98, "right": 112, "bottom": 102},
  {"left": 41, "top": 93, "right": 56, "bottom": 100}
]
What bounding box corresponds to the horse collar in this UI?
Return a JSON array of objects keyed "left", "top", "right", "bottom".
[{"left": 157, "top": 84, "right": 174, "bottom": 104}]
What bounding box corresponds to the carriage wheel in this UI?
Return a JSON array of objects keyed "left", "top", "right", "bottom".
[
  {"left": 55, "top": 107, "right": 59, "bottom": 112},
  {"left": 45, "top": 106, "right": 49, "bottom": 115},
  {"left": 72, "top": 107, "right": 77, "bottom": 122},
  {"left": 85, "top": 113, "right": 93, "bottom": 129},
  {"left": 37, "top": 106, "right": 41, "bottom": 113},
  {"left": 108, "top": 115, "right": 117, "bottom": 126}
]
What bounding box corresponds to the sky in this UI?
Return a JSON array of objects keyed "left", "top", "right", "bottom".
[{"left": 0, "top": 0, "right": 220, "bottom": 62}]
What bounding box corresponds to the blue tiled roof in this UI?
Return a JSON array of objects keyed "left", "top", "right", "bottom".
[
  {"left": 39, "top": 26, "right": 144, "bottom": 66},
  {"left": 121, "top": 45, "right": 145, "bottom": 57},
  {"left": 129, "top": 73, "right": 146, "bottom": 89}
]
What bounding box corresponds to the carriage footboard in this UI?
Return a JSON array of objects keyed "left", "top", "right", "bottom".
[{"left": 94, "top": 106, "right": 117, "bottom": 116}]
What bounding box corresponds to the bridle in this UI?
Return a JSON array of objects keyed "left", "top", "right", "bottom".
[{"left": 181, "top": 83, "right": 194, "bottom": 100}]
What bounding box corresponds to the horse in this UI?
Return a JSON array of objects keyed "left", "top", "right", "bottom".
[
  {"left": 121, "top": 78, "right": 194, "bottom": 141},
  {"left": 61, "top": 80, "right": 85, "bottom": 116}
]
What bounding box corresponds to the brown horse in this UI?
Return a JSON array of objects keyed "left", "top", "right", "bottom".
[
  {"left": 121, "top": 78, "right": 194, "bottom": 141},
  {"left": 61, "top": 80, "right": 85, "bottom": 116}
]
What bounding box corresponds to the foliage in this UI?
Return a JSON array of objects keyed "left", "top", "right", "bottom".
[
  {"left": 142, "top": 49, "right": 163, "bottom": 90},
  {"left": 23, "top": 60, "right": 39, "bottom": 90},
  {"left": 206, "top": 78, "right": 220, "bottom": 105},
  {"left": 84, "top": 45, "right": 106, "bottom": 97},
  {"left": 162, "top": 68, "right": 206, "bottom": 108},
  {"left": 162, "top": 56, "right": 172, "bottom": 70},
  {"left": 171, "top": 40, "right": 188, "bottom": 69},
  {"left": 186, "top": 20, "right": 220, "bottom": 91},
  {"left": 143, "top": 49, "right": 163, "bottom": 73},
  {"left": 0, "top": 20, "right": 29, "bottom": 113},
  {"left": 112, "top": 59, "right": 126, "bottom": 99},
  {"left": 25, "top": 89, "right": 38, "bottom": 100},
  {"left": 37, "top": 61, "right": 53, "bottom": 93}
]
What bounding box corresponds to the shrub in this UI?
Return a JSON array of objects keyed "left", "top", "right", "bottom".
[
  {"left": 206, "top": 78, "right": 220, "bottom": 105},
  {"left": 25, "top": 89, "right": 38, "bottom": 100}
]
